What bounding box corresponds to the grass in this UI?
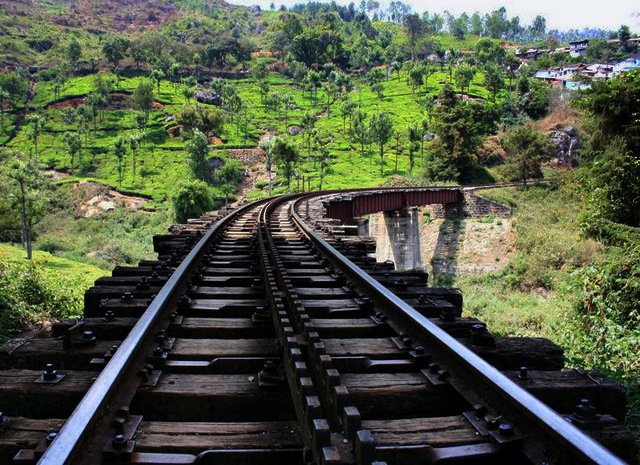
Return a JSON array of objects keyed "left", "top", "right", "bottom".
[{"left": 0, "top": 243, "right": 106, "bottom": 340}]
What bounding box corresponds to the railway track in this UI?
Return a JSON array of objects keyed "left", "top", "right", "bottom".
[{"left": 0, "top": 190, "right": 637, "bottom": 465}]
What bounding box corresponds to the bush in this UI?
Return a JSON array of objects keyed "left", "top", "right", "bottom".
[
  {"left": 172, "top": 180, "right": 214, "bottom": 223},
  {"left": 0, "top": 259, "right": 83, "bottom": 340}
]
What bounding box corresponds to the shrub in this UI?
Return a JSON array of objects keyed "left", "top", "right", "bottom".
[{"left": 172, "top": 180, "right": 214, "bottom": 223}]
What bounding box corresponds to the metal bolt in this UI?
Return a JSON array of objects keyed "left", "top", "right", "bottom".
[
  {"left": 153, "top": 347, "right": 165, "bottom": 357},
  {"left": 116, "top": 407, "right": 130, "bottom": 422},
  {"left": 110, "top": 345, "right": 119, "bottom": 355},
  {"left": 474, "top": 405, "right": 487, "bottom": 417},
  {"left": 518, "top": 367, "right": 529, "bottom": 380},
  {"left": 121, "top": 292, "right": 134, "bottom": 302},
  {"left": 45, "top": 432, "right": 57, "bottom": 443},
  {"left": 438, "top": 369, "right": 450, "bottom": 381},
  {"left": 252, "top": 278, "right": 262, "bottom": 288},
  {"left": 498, "top": 423, "right": 514, "bottom": 437},
  {"left": 262, "top": 360, "right": 277, "bottom": 373},
  {"left": 151, "top": 272, "right": 159, "bottom": 279},
  {"left": 104, "top": 310, "right": 115, "bottom": 322},
  {"left": 83, "top": 330, "right": 96, "bottom": 341},
  {"left": 429, "top": 363, "right": 440, "bottom": 373},
  {"left": 43, "top": 363, "right": 57, "bottom": 381},
  {"left": 169, "top": 311, "right": 177, "bottom": 321},
  {"left": 413, "top": 346, "right": 425, "bottom": 355},
  {"left": 112, "top": 433, "right": 127, "bottom": 449},
  {"left": 156, "top": 330, "right": 166, "bottom": 342},
  {"left": 574, "top": 399, "right": 597, "bottom": 419}
]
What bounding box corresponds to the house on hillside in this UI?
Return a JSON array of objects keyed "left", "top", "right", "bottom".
[
  {"left": 612, "top": 56, "right": 640, "bottom": 76},
  {"left": 569, "top": 39, "right": 589, "bottom": 57}
]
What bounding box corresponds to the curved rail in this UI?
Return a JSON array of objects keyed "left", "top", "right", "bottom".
[
  {"left": 290, "top": 196, "right": 626, "bottom": 465},
  {"left": 38, "top": 199, "right": 268, "bottom": 465}
]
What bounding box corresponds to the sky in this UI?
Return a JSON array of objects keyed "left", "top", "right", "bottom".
[{"left": 227, "top": 0, "right": 640, "bottom": 31}]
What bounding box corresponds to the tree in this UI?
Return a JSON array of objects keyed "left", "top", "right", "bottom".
[
  {"left": 113, "top": 136, "right": 127, "bottom": 189},
  {"left": 351, "top": 109, "right": 369, "bottom": 159},
  {"left": 133, "top": 81, "right": 154, "bottom": 116},
  {"left": 27, "top": 113, "right": 47, "bottom": 162},
  {"left": 62, "top": 132, "right": 81, "bottom": 175},
  {"left": 407, "top": 124, "right": 421, "bottom": 174},
  {"left": 454, "top": 64, "right": 475, "bottom": 94},
  {"left": 340, "top": 98, "right": 356, "bottom": 137},
  {"left": 149, "top": 68, "right": 165, "bottom": 94},
  {"left": 531, "top": 15, "right": 546, "bottom": 38},
  {"left": 301, "top": 112, "right": 316, "bottom": 161},
  {"left": 176, "top": 105, "right": 226, "bottom": 138},
  {"left": 129, "top": 134, "right": 141, "bottom": 178},
  {"left": 172, "top": 180, "right": 213, "bottom": 223},
  {"left": 102, "top": 37, "right": 130, "bottom": 71},
  {"left": 317, "top": 146, "right": 332, "bottom": 190},
  {"left": 0, "top": 87, "right": 9, "bottom": 134},
  {"left": 409, "top": 64, "right": 425, "bottom": 93},
  {"left": 581, "top": 70, "right": 640, "bottom": 226},
  {"left": 369, "top": 111, "right": 393, "bottom": 175},
  {"left": 503, "top": 125, "right": 551, "bottom": 186},
  {"left": 217, "top": 159, "right": 242, "bottom": 206},
  {"left": 259, "top": 139, "right": 274, "bottom": 196},
  {"left": 67, "top": 39, "right": 82, "bottom": 71},
  {"left": 618, "top": 25, "right": 636, "bottom": 53},
  {"left": 483, "top": 64, "right": 504, "bottom": 101},
  {"left": 186, "top": 129, "right": 210, "bottom": 182},
  {"left": 426, "top": 84, "right": 478, "bottom": 182},
  {"left": 371, "top": 82, "right": 384, "bottom": 100},
  {"left": 271, "top": 137, "right": 299, "bottom": 189},
  {"left": 2, "top": 153, "right": 47, "bottom": 259},
  {"left": 404, "top": 13, "right": 423, "bottom": 58}
]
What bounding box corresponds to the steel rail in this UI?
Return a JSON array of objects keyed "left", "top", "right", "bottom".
[
  {"left": 38, "top": 199, "right": 267, "bottom": 465},
  {"left": 290, "top": 197, "right": 627, "bottom": 465}
]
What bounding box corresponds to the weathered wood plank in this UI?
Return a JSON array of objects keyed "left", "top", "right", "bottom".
[
  {"left": 0, "top": 370, "right": 94, "bottom": 418},
  {"left": 363, "top": 416, "right": 483, "bottom": 446},
  {"left": 341, "top": 373, "right": 464, "bottom": 417},
  {"left": 170, "top": 339, "right": 277, "bottom": 360},
  {"left": 0, "top": 417, "right": 65, "bottom": 465},
  {"left": 0, "top": 339, "right": 114, "bottom": 370},
  {"left": 135, "top": 421, "right": 301, "bottom": 453},
  {"left": 133, "top": 374, "right": 294, "bottom": 421}
]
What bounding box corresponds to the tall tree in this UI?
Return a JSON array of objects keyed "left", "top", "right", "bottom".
[
  {"left": 426, "top": 84, "right": 477, "bottom": 181},
  {"left": 351, "top": 109, "right": 369, "bottom": 159},
  {"left": 259, "top": 139, "right": 274, "bottom": 196},
  {"left": 67, "top": 39, "right": 82, "bottom": 72},
  {"left": 186, "top": 129, "right": 210, "bottom": 182},
  {"left": 271, "top": 137, "right": 300, "bottom": 190},
  {"left": 149, "top": 68, "right": 165, "bottom": 94},
  {"left": 369, "top": 111, "right": 393, "bottom": 175},
  {"left": 454, "top": 64, "right": 475, "bottom": 94},
  {"left": 503, "top": 125, "right": 551, "bottom": 186},
  {"left": 407, "top": 124, "right": 421, "bottom": 174},
  {"left": 102, "top": 37, "right": 130, "bottom": 71},
  {"left": 317, "top": 146, "right": 332, "bottom": 190},
  {"left": 27, "top": 113, "right": 47, "bottom": 162},
  {"left": 62, "top": 132, "right": 81, "bottom": 175},
  {"left": 483, "top": 64, "right": 504, "bottom": 101},
  {"left": 217, "top": 159, "right": 242, "bottom": 206},
  {"left": 113, "top": 136, "right": 127, "bottom": 189},
  {"left": 133, "top": 81, "right": 154, "bottom": 116},
  {"left": 2, "top": 153, "right": 47, "bottom": 259},
  {"left": 581, "top": 70, "right": 640, "bottom": 226}
]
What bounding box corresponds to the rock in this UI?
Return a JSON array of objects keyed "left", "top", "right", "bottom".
[
  {"left": 288, "top": 125, "right": 303, "bottom": 136},
  {"left": 549, "top": 125, "right": 580, "bottom": 166},
  {"left": 195, "top": 91, "right": 223, "bottom": 106}
]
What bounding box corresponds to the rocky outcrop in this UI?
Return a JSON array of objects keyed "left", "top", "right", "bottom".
[{"left": 549, "top": 125, "right": 580, "bottom": 166}]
